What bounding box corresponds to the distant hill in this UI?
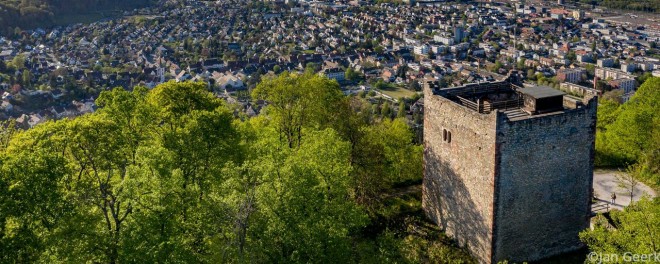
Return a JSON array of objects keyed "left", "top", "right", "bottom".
[
  {"left": 576, "top": 0, "right": 660, "bottom": 13},
  {"left": 0, "top": 0, "right": 154, "bottom": 35}
]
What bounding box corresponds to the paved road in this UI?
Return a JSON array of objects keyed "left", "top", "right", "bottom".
[{"left": 593, "top": 169, "right": 657, "bottom": 211}]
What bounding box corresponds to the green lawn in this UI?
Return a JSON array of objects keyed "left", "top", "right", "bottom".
[{"left": 378, "top": 86, "right": 417, "bottom": 100}]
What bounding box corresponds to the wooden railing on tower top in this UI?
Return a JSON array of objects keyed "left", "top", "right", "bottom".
[{"left": 456, "top": 95, "right": 523, "bottom": 114}]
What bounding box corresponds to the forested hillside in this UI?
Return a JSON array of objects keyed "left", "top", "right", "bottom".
[
  {"left": 0, "top": 0, "right": 153, "bottom": 34},
  {"left": 595, "top": 77, "right": 660, "bottom": 187},
  {"left": 0, "top": 74, "right": 657, "bottom": 263},
  {"left": 576, "top": 0, "right": 660, "bottom": 13},
  {"left": 586, "top": 76, "right": 660, "bottom": 259},
  {"left": 0, "top": 74, "right": 474, "bottom": 263}
]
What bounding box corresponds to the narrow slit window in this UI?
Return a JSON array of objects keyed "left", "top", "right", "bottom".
[
  {"left": 443, "top": 129, "right": 447, "bottom": 141},
  {"left": 447, "top": 131, "right": 452, "bottom": 143}
]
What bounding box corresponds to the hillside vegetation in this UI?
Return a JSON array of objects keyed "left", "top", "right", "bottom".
[
  {"left": 0, "top": 0, "right": 153, "bottom": 34},
  {"left": 595, "top": 77, "right": 660, "bottom": 187},
  {"left": 580, "top": 197, "right": 660, "bottom": 262},
  {"left": 0, "top": 74, "right": 474, "bottom": 263},
  {"left": 577, "top": 0, "right": 660, "bottom": 13}
]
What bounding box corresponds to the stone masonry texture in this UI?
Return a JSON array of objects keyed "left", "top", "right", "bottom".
[{"left": 422, "top": 82, "right": 597, "bottom": 263}]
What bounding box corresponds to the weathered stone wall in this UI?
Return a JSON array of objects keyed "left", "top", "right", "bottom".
[
  {"left": 423, "top": 84, "right": 498, "bottom": 263},
  {"left": 492, "top": 99, "right": 597, "bottom": 262}
]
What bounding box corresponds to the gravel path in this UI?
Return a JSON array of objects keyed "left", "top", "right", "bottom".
[{"left": 592, "top": 169, "right": 657, "bottom": 211}]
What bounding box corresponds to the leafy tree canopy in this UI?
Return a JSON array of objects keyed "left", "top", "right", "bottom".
[
  {"left": 580, "top": 197, "right": 660, "bottom": 261},
  {"left": 596, "top": 77, "right": 660, "bottom": 186},
  {"left": 0, "top": 75, "right": 445, "bottom": 263}
]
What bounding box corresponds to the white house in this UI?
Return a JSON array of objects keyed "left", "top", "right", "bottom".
[{"left": 414, "top": 44, "right": 430, "bottom": 55}]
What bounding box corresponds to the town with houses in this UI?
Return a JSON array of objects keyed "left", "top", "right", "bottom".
[{"left": 0, "top": 0, "right": 659, "bottom": 128}]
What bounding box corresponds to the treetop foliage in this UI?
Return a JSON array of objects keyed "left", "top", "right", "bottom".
[
  {"left": 0, "top": 75, "right": 439, "bottom": 263},
  {"left": 596, "top": 77, "right": 660, "bottom": 186},
  {"left": 580, "top": 197, "right": 660, "bottom": 261}
]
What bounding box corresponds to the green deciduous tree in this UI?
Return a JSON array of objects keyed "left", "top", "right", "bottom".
[
  {"left": 244, "top": 127, "right": 368, "bottom": 262},
  {"left": 11, "top": 55, "right": 25, "bottom": 71},
  {"left": 21, "top": 69, "right": 30, "bottom": 86},
  {"left": 0, "top": 73, "right": 431, "bottom": 263},
  {"left": 596, "top": 77, "right": 660, "bottom": 186},
  {"left": 252, "top": 72, "right": 343, "bottom": 148},
  {"left": 346, "top": 67, "right": 361, "bottom": 81},
  {"left": 0, "top": 81, "right": 244, "bottom": 262},
  {"left": 0, "top": 125, "right": 69, "bottom": 262},
  {"left": 580, "top": 198, "right": 660, "bottom": 261},
  {"left": 397, "top": 98, "right": 406, "bottom": 118},
  {"left": 381, "top": 103, "right": 391, "bottom": 119}
]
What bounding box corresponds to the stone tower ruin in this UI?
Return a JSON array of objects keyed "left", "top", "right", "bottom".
[{"left": 422, "top": 74, "right": 597, "bottom": 263}]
